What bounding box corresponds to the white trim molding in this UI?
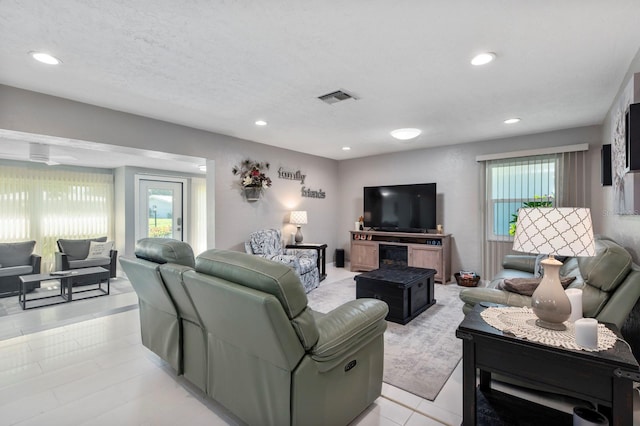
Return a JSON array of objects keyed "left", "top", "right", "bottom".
[{"left": 476, "top": 143, "right": 590, "bottom": 162}]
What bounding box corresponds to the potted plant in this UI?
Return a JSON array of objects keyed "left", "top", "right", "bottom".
[
  {"left": 508, "top": 194, "right": 554, "bottom": 236},
  {"left": 232, "top": 159, "right": 272, "bottom": 201}
]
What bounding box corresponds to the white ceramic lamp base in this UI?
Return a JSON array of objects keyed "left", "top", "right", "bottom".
[{"left": 531, "top": 256, "right": 571, "bottom": 331}]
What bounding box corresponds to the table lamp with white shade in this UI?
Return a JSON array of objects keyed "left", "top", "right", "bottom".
[
  {"left": 290, "top": 211, "right": 308, "bottom": 244},
  {"left": 512, "top": 207, "right": 595, "bottom": 330}
]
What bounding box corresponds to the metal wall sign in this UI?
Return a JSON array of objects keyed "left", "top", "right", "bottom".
[
  {"left": 277, "top": 167, "right": 306, "bottom": 184},
  {"left": 278, "top": 166, "right": 326, "bottom": 199},
  {"left": 301, "top": 186, "right": 326, "bottom": 199}
]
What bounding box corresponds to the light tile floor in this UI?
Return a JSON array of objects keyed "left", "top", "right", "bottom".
[{"left": 0, "top": 266, "right": 638, "bottom": 425}]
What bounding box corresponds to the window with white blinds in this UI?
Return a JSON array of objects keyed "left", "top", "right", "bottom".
[
  {"left": 488, "top": 155, "right": 556, "bottom": 239},
  {"left": 0, "top": 165, "right": 114, "bottom": 272},
  {"left": 480, "top": 148, "right": 588, "bottom": 280}
]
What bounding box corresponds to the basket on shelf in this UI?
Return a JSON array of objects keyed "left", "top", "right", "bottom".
[{"left": 455, "top": 272, "right": 480, "bottom": 287}]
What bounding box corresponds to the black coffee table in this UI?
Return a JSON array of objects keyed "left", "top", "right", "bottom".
[
  {"left": 355, "top": 266, "right": 436, "bottom": 324},
  {"left": 456, "top": 304, "right": 639, "bottom": 425},
  {"left": 18, "top": 266, "right": 110, "bottom": 310}
]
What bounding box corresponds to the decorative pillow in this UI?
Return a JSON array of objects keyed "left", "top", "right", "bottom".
[
  {"left": 498, "top": 276, "right": 576, "bottom": 296},
  {"left": 86, "top": 241, "right": 114, "bottom": 259}
]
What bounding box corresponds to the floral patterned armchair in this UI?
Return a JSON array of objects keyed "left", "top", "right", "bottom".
[{"left": 245, "top": 229, "right": 320, "bottom": 293}]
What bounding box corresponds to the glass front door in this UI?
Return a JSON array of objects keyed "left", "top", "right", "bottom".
[{"left": 138, "top": 179, "right": 184, "bottom": 240}]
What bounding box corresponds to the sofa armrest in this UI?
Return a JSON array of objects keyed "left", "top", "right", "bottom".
[
  {"left": 55, "top": 252, "right": 70, "bottom": 271},
  {"left": 596, "top": 267, "right": 640, "bottom": 329},
  {"left": 311, "top": 299, "right": 388, "bottom": 363},
  {"left": 502, "top": 255, "right": 536, "bottom": 273},
  {"left": 265, "top": 254, "right": 301, "bottom": 271},
  {"left": 285, "top": 248, "right": 318, "bottom": 263},
  {"left": 459, "top": 287, "right": 532, "bottom": 315},
  {"left": 30, "top": 254, "right": 42, "bottom": 275}
]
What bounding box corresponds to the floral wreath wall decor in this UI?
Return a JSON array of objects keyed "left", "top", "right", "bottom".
[{"left": 232, "top": 159, "right": 272, "bottom": 201}]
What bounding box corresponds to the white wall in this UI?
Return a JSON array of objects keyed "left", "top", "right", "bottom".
[
  {"left": 0, "top": 85, "right": 341, "bottom": 258},
  {"left": 598, "top": 47, "right": 640, "bottom": 262},
  {"left": 338, "top": 126, "right": 603, "bottom": 275}
]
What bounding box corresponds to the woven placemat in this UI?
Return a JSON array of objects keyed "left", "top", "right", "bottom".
[{"left": 480, "top": 306, "right": 617, "bottom": 352}]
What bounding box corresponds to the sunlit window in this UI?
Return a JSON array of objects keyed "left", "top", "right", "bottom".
[
  {"left": 488, "top": 156, "right": 556, "bottom": 238},
  {"left": 0, "top": 165, "right": 113, "bottom": 271}
]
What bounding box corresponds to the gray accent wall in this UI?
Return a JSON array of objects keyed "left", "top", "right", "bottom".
[
  {"left": 0, "top": 85, "right": 340, "bottom": 258},
  {"left": 598, "top": 47, "right": 640, "bottom": 262},
  {"left": 3, "top": 76, "right": 637, "bottom": 274},
  {"left": 337, "top": 126, "right": 602, "bottom": 275}
]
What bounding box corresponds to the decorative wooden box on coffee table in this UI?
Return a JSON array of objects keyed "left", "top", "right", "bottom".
[{"left": 355, "top": 266, "right": 436, "bottom": 324}]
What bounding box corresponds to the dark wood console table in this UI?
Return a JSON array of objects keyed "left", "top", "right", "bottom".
[
  {"left": 456, "top": 305, "right": 639, "bottom": 425},
  {"left": 286, "top": 243, "right": 327, "bottom": 281}
]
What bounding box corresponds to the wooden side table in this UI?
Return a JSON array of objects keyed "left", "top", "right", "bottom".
[{"left": 286, "top": 243, "right": 327, "bottom": 281}]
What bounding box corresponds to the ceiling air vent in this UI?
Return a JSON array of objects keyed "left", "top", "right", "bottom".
[{"left": 318, "top": 90, "right": 357, "bottom": 105}]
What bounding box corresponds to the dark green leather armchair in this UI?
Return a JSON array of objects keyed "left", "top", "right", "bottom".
[
  {"left": 0, "top": 240, "right": 41, "bottom": 297},
  {"left": 56, "top": 237, "right": 118, "bottom": 285},
  {"left": 185, "top": 249, "right": 388, "bottom": 426}
]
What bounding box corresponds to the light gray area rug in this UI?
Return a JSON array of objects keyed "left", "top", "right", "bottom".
[{"left": 307, "top": 276, "right": 465, "bottom": 401}]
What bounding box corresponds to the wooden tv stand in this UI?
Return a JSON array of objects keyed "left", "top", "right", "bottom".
[{"left": 349, "top": 230, "right": 451, "bottom": 284}]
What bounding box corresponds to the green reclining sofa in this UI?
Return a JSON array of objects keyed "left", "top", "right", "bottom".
[
  {"left": 460, "top": 236, "right": 640, "bottom": 330},
  {"left": 121, "top": 238, "right": 389, "bottom": 426}
]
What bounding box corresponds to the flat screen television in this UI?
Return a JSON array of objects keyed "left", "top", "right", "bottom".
[{"left": 363, "top": 183, "right": 436, "bottom": 233}]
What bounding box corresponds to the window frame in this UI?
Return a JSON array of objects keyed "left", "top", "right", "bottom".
[{"left": 486, "top": 156, "right": 558, "bottom": 241}]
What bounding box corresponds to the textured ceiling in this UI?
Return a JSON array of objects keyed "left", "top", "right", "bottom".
[{"left": 1, "top": 0, "right": 640, "bottom": 163}]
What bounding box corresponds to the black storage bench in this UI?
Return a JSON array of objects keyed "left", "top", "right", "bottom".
[{"left": 355, "top": 266, "right": 436, "bottom": 324}]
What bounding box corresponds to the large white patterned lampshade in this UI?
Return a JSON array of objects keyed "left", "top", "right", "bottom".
[
  {"left": 513, "top": 207, "right": 595, "bottom": 331},
  {"left": 512, "top": 207, "right": 595, "bottom": 257},
  {"left": 290, "top": 211, "right": 308, "bottom": 225}
]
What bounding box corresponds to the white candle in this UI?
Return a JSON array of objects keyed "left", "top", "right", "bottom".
[
  {"left": 575, "top": 318, "right": 598, "bottom": 349},
  {"left": 565, "top": 288, "right": 583, "bottom": 322},
  {"left": 355, "top": 221, "right": 361, "bottom": 231}
]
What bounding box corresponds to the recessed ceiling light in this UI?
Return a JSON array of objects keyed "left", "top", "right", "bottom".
[
  {"left": 471, "top": 52, "right": 496, "bottom": 66},
  {"left": 30, "top": 52, "right": 61, "bottom": 65},
  {"left": 504, "top": 118, "right": 521, "bottom": 124},
  {"left": 255, "top": 120, "right": 267, "bottom": 126},
  {"left": 390, "top": 128, "right": 421, "bottom": 140},
  {"left": 342, "top": 146, "right": 351, "bottom": 151}
]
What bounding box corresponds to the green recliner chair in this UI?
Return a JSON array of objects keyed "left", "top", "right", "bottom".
[
  {"left": 460, "top": 236, "right": 640, "bottom": 329},
  {"left": 185, "top": 249, "right": 389, "bottom": 426},
  {"left": 119, "top": 238, "right": 206, "bottom": 391}
]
